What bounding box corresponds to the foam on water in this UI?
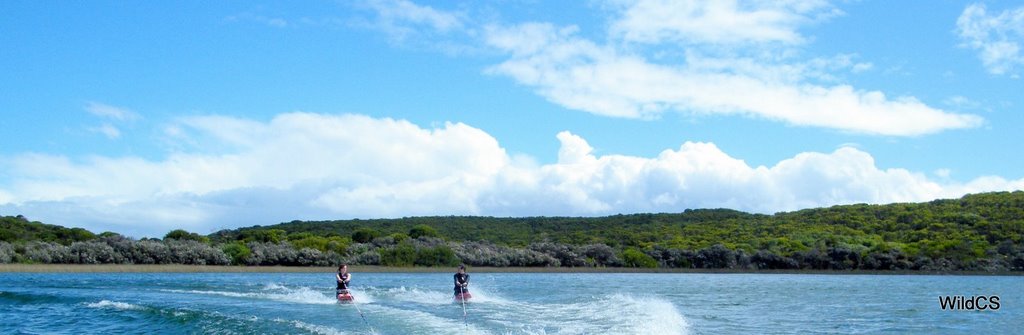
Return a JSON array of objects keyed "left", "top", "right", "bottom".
[
  {"left": 272, "top": 318, "right": 350, "bottom": 335},
  {"left": 483, "top": 293, "right": 688, "bottom": 335},
  {"left": 611, "top": 293, "right": 689, "bottom": 335},
  {"left": 361, "top": 303, "right": 491, "bottom": 335},
  {"left": 345, "top": 287, "right": 377, "bottom": 304},
  {"left": 460, "top": 286, "right": 512, "bottom": 305},
  {"left": 377, "top": 286, "right": 451, "bottom": 305},
  {"left": 86, "top": 300, "right": 145, "bottom": 311},
  {"left": 163, "top": 284, "right": 338, "bottom": 305},
  {"left": 263, "top": 283, "right": 289, "bottom": 291},
  {"left": 262, "top": 284, "right": 339, "bottom": 305}
]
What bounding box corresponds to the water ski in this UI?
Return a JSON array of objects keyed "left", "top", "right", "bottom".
[
  {"left": 454, "top": 292, "right": 472, "bottom": 302},
  {"left": 337, "top": 292, "right": 354, "bottom": 303}
]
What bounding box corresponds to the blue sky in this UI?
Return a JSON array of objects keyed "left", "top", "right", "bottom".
[{"left": 2, "top": 0, "right": 1023, "bottom": 238}]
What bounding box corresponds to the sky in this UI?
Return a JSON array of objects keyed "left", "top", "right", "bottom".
[{"left": 1, "top": 0, "right": 1023, "bottom": 238}]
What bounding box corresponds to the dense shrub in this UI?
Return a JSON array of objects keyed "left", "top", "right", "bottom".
[
  {"left": 241, "top": 229, "right": 286, "bottom": 244},
  {"left": 1011, "top": 253, "right": 1024, "bottom": 271},
  {"left": 695, "top": 244, "right": 737, "bottom": 269},
  {"left": 0, "top": 242, "right": 14, "bottom": 263},
  {"left": 414, "top": 245, "right": 460, "bottom": 267},
  {"left": 351, "top": 228, "right": 380, "bottom": 244},
  {"left": 23, "top": 242, "right": 69, "bottom": 263},
  {"left": 529, "top": 242, "right": 585, "bottom": 267},
  {"left": 296, "top": 248, "right": 328, "bottom": 266},
  {"left": 581, "top": 243, "right": 621, "bottom": 267},
  {"left": 751, "top": 250, "right": 799, "bottom": 269},
  {"left": 135, "top": 240, "right": 172, "bottom": 264},
  {"left": 646, "top": 246, "right": 695, "bottom": 268},
  {"left": 244, "top": 242, "right": 298, "bottom": 266},
  {"left": 622, "top": 248, "right": 658, "bottom": 268},
  {"left": 372, "top": 236, "right": 397, "bottom": 247},
  {"left": 222, "top": 242, "right": 251, "bottom": 265},
  {"left": 69, "top": 241, "right": 121, "bottom": 264},
  {"left": 408, "top": 224, "right": 439, "bottom": 239},
  {"left": 164, "top": 229, "right": 210, "bottom": 244},
  {"left": 166, "top": 240, "right": 230, "bottom": 265},
  {"left": 352, "top": 250, "right": 381, "bottom": 265},
  {"left": 452, "top": 241, "right": 559, "bottom": 267},
  {"left": 389, "top": 233, "right": 410, "bottom": 243},
  {"left": 380, "top": 241, "right": 416, "bottom": 267}
]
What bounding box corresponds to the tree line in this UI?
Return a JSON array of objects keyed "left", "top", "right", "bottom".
[{"left": 1, "top": 192, "right": 1022, "bottom": 271}]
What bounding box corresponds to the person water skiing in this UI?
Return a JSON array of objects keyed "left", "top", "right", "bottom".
[
  {"left": 336, "top": 264, "right": 353, "bottom": 302},
  {"left": 454, "top": 264, "right": 471, "bottom": 301}
]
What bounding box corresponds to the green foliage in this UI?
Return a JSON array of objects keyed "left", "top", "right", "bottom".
[
  {"left": 240, "top": 229, "right": 286, "bottom": 244},
  {"left": 380, "top": 241, "right": 460, "bottom": 267},
  {"left": 287, "top": 232, "right": 315, "bottom": 241},
  {"left": 0, "top": 215, "right": 97, "bottom": 245},
  {"left": 622, "top": 248, "right": 658, "bottom": 268},
  {"left": 290, "top": 236, "right": 329, "bottom": 252},
  {"left": 408, "top": 224, "right": 439, "bottom": 239},
  {"left": 325, "top": 236, "right": 350, "bottom": 254},
  {"left": 164, "top": 229, "right": 209, "bottom": 244},
  {"left": 217, "top": 191, "right": 1024, "bottom": 270},
  {"left": 414, "top": 245, "right": 460, "bottom": 267},
  {"left": 351, "top": 228, "right": 380, "bottom": 243},
  {"left": 221, "top": 242, "right": 251, "bottom": 265},
  {"left": 5, "top": 191, "right": 1024, "bottom": 270},
  {"left": 380, "top": 241, "right": 416, "bottom": 266}
]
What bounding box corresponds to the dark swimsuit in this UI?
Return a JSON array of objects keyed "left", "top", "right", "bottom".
[
  {"left": 454, "top": 273, "right": 469, "bottom": 294},
  {"left": 337, "top": 273, "right": 350, "bottom": 294}
]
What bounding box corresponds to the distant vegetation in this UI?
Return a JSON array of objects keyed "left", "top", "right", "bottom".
[{"left": 2, "top": 192, "right": 1022, "bottom": 271}]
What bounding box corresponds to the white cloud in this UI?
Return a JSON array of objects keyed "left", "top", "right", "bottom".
[
  {"left": 1, "top": 113, "right": 1021, "bottom": 237},
  {"left": 90, "top": 123, "right": 121, "bottom": 139},
  {"left": 943, "top": 95, "right": 984, "bottom": 110},
  {"left": 851, "top": 62, "right": 873, "bottom": 73},
  {"left": 349, "top": 1, "right": 973, "bottom": 135},
  {"left": 0, "top": 190, "right": 11, "bottom": 204},
  {"left": 484, "top": 23, "right": 983, "bottom": 135},
  {"left": 359, "top": 0, "right": 463, "bottom": 40},
  {"left": 957, "top": 3, "right": 1024, "bottom": 75},
  {"left": 609, "top": 0, "right": 839, "bottom": 45},
  {"left": 84, "top": 102, "right": 138, "bottom": 140},
  {"left": 85, "top": 102, "right": 139, "bottom": 121}
]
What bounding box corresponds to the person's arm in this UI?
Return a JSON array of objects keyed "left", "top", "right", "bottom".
[
  {"left": 336, "top": 273, "right": 343, "bottom": 282},
  {"left": 345, "top": 273, "right": 352, "bottom": 283}
]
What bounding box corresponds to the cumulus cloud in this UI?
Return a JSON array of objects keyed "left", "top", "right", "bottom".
[
  {"left": 1, "top": 113, "right": 1021, "bottom": 237},
  {"left": 484, "top": 23, "right": 983, "bottom": 135},
  {"left": 957, "top": 3, "right": 1024, "bottom": 76}
]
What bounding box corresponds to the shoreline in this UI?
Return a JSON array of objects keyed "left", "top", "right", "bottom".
[{"left": 0, "top": 264, "right": 1019, "bottom": 275}]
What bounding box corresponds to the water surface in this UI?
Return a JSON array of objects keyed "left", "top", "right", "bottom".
[{"left": 1, "top": 272, "right": 1019, "bottom": 334}]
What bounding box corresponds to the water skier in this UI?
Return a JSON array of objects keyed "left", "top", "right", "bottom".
[
  {"left": 336, "top": 264, "right": 353, "bottom": 302},
  {"left": 454, "top": 264, "right": 471, "bottom": 301}
]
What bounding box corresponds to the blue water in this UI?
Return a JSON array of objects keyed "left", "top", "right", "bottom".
[{"left": 0, "top": 272, "right": 1019, "bottom": 334}]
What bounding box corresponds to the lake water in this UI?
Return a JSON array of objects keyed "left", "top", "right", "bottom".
[{"left": 0, "top": 272, "right": 1019, "bottom": 334}]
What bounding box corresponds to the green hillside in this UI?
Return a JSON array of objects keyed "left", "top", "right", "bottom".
[
  {"left": 3, "top": 191, "right": 1022, "bottom": 270},
  {"left": 216, "top": 191, "right": 1024, "bottom": 262}
]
